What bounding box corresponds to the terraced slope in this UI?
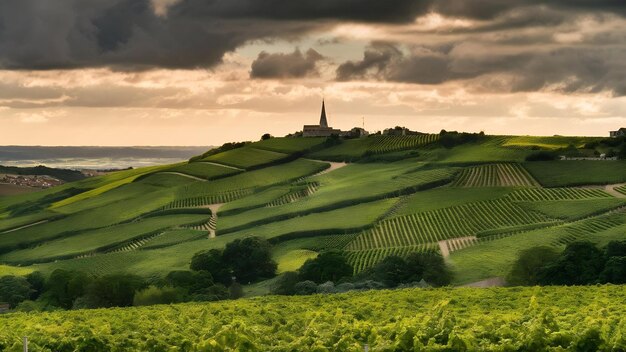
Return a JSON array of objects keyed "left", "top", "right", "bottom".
[
  {"left": 346, "top": 244, "right": 438, "bottom": 273},
  {"left": 452, "top": 163, "right": 539, "bottom": 187},
  {"left": 200, "top": 147, "right": 289, "bottom": 169},
  {"left": 164, "top": 162, "right": 242, "bottom": 180},
  {"left": 309, "top": 134, "right": 438, "bottom": 161},
  {"left": 346, "top": 199, "right": 556, "bottom": 251}
]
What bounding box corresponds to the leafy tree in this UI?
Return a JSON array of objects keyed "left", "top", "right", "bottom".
[
  {"left": 599, "top": 257, "right": 626, "bottom": 284},
  {"left": 605, "top": 240, "right": 626, "bottom": 258},
  {"left": 0, "top": 275, "right": 32, "bottom": 308},
  {"left": 293, "top": 281, "right": 317, "bottom": 295},
  {"left": 261, "top": 133, "right": 273, "bottom": 140},
  {"left": 538, "top": 241, "right": 605, "bottom": 285},
  {"left": 191, "top": 284, "right": 228, "bottom": 302},
  {"left": 43, "top": 270, "right": 92, "bottom": 309},
  {"left": 271, "top": 271, "right": 300, "bottom": 295},
  {"left": 190, "top": 249, "right": 232, "bottom": 285},
  {"left": 298, "top": 250, "right": 353, "bottom": 284},
  {"left": 223, "top": 237, "right": 277, "bottom": 283},
  {"left": 405, "top": 252, "right": 452, "bottom": 286},
  {"left": 371, "top": 256, "right": 409, "bottom": 287},
  {"left": 133, "top": 286, "right": 185, "bottom": 306},
  {"left": 25, "top": 271, "right": 45, "bottom": 300},
  {"left": 82, "top": 274, "right": 145, "bottom": 308},
  {"left": 507, "top": 246, "right": 559, "bottom": 286},
  {"left": 166, "top": 270, "right": 214, "bottom": 295}
]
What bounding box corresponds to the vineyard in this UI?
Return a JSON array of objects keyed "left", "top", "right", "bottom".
[
  {"left": 2, "top": 285, "right": 626, "bottom": 351},
  {"left": 346, "top": 199, "right": 555, "bottom": 251},
  {"left": 345, "top": 244, "right": 438, "bottom": 273},
  {"left": 0, "top": 134, "right": 624, "bottom": 288},
  {"left": 200, "top": 147, "right": 288, "bottom": 169},
  {"left": 451, "top": 163, "right": 539, "bottom": 187},
  {"left": 164, "top": 162, "right": 242, "bottom": 180},
  {"left": 309, "top": 134, "right": 439, "bottom": 161}
]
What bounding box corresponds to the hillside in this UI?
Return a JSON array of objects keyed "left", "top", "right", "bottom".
[{"left": 0, "top": 133, "right": 625, "bottom": 288}]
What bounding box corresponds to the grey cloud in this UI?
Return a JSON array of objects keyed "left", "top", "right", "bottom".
[
  {"left": 1, "top": 0, "right": 626, "bottom": 70},
  {"left": 336, "top": 43, "right": 626, "bottom": 96},
  {"left": 250, "top": 48, "right": 324, "bottom": 79}
]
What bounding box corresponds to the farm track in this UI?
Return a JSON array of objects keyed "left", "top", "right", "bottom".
[
  {"left": 301, "top": 160, "right": 348, "bottom": 179},
  {"left": 438, "top": 236, "right": 478, "bottom": 259},
  {"left": 197, "top": 162, "right": 245, "bottom": 171},
  {"left": 197, "top": 203, "right": 223, "bottom": 238},
  {"left": 605, "top": 183, "right": 626, "bottom": 198},
  {"left": 158, "top": 172, "right": 207, "bottom": 182},
  {"left": 0, "top": 220, "right": 49, "bottom": 234}
]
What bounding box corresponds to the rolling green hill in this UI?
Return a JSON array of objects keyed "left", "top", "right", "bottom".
[{"left": 0, "top": 133, "right": 624, "bottom": 289}]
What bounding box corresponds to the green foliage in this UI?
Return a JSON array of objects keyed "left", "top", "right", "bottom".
[
  {"left": 4, "top": 285, "right": 626, "bottom": 350},
  {"left": 525, "top": 151, "right": 558, "bottom": 161},
  {"left": 190, "top": 249, "right": 232, "bottom": 285},
  {"left": 223, "top": 237, "right": 277, "bottom": 284},
  {"left": 42, "top": 269, "right": 92, "bottom": 309},
  {"left": 253, "top": 137, "right": 328, "bottom": 153},
  {"left": 133, "top": 286, "right": 185, "bottom": 306},
  {"left": 507, "top": 246, "right": 559, "bottom": 286},
  {"left": 0, "top": 275, "right": 32, "bottom": 308},
  {"left": 80, "top": 274, "right": 145, "bottom": 308},
  {"left": 538, "top": 241, "right": 608, "bottom": 285},
  {"left": 298, "top": 250, "right": 353, "bottom": 283},
  {"left": 309, "top": 134, "right": 438, "bottom": 161}
]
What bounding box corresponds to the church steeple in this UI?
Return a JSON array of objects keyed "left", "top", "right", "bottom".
[{"left": 319, "top": 99, "right": 328, "bottom": 128}]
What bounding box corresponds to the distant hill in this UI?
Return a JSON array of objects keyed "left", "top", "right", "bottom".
[
  {"left": 0, "top": 133, "right": 624, "bottom": 290},
  {"left": 0, "top": 165, "right": 85, "bottom": 182}
]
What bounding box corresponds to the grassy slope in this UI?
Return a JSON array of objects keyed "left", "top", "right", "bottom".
[
  {"left": 524, "top": 160, "right": 626, "bottom": 187},
  {"left": 0, "top": 213, "right": 210, "bottom": 263},
  {"left": 1, "top": 134, "right": 624, "bottom": 284},
  {"left": 449, "top": 213, "right": 626, "bottom": 284}
]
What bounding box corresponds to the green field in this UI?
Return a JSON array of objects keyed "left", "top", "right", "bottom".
[
  {"left": 2, "top": 285, "right": 626, "bottom": 350},
  {"left": 524, "top": 160, "right": 626, "bottom": 187},
  {"left": 0, "top": 134, "right": 624, "bottom": 289},
  {"left": 200, "top": 147, "right": 289, "bottom": 169}
]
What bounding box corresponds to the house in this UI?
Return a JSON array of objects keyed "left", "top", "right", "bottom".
[
  {"left": 609, "top": 128, "right": 626, "bottom": 138},
  {"left": 302, "top": 100, "right": 343, "bottom": 137}
]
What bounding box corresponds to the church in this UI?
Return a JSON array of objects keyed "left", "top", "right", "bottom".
[{"left": 302, "top": 100, "right": 344, "bottom": 137}]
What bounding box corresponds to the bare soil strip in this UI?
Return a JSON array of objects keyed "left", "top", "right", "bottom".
[
  {"left": 198, "top": 162, "right": 245, "bottom": 171},
  {"left": 158, "top": 171, "right": 207, "bottom": 182},
  {"left": 461, "top": 277, "right": 506, "bottom": 287},
  {"left": 605, "top": 183, "right": 626, "bottom": 198}
]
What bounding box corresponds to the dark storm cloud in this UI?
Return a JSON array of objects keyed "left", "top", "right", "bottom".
[
  {"left": 250, "top": 48, "right": 324, "bottom": 79},
  {"left": 0, "top": 0, "right": 625, "bottom": 70},
  {"left": 337, "top": 43, "right": 626, "bottom": 96}
]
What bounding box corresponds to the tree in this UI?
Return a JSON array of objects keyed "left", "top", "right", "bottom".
[
  {"left": 538, "top": 241, "right": 605, "bottom": 285},
  {"left": 599, "top": 257, "right": 626, "bottom": 284},
  {"left": 82, "top": 274, "right": 145, "bottom": 308},
  {"left": 371, "top": 256, "right": 409, "bottom": 287},
  {"left": 166, "top": 270, "right": 214, "bottom": 295},
  {"left": 133, "top": 286, "right": 185, "bottom": 306},
  {"left": 25, "top": 271, "right": 45, "bottom": 300},
  {"left": 605, "top": 240, "right": 626, "bottom": 258},
  {"left": 270, "top": 271, "right": 300, "bottom": 295},
  {"left": 507, "top": 246, "right": 559, "bottom": 286},
  {"left": 405, "top": 252, "right": 452, "bottom": 286},
  {"left": 223, "top": 237, "right": 277, "bottom": 283},
  {"left": 190, "top": 249, "right": 232, "bottom": 285},
  {"left": 43, "top": 270, "right": 92, "bottom": 309},
  {"left": 0, "top": 275, "right": 32, "bottom": 308},
  {"left": 298, "top": 250, "right": 353, "bottom": 284},
  {"left": 261, "top": 133, "right": 273, "bottom": 140},
  {"left": 293, "top": 281, "right": 317, "bottom": 295}
]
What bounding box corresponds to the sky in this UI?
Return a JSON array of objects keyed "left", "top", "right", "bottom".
[{"left": 1, "top": 0, "right": 625, "bottom": 146}]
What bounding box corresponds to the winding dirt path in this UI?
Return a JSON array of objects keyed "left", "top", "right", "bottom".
[
  {"left": 304, "top": 159, "right": 348, "bottom": 177},
  {"left": 158, "top": 172, "right": 207, "bottom": 182},
  {"left": 461, "top": 277, "right": 506, "bottom": 288},
  {"left": 201, "top": 203, "right": 224, "bottom": 239},
  {"left": 1, "top": 220, "right": 49, "bottom": 234},
  {"left": 605, "top": 183, "right": 626, "bottom": 198},
  {"left": 198, "top": 162, "right": 245, "bottom": 171}
]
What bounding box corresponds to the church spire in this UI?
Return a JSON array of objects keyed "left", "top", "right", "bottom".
[{"left": 319, "top": 99, "right": 328, "bottom": 127}]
